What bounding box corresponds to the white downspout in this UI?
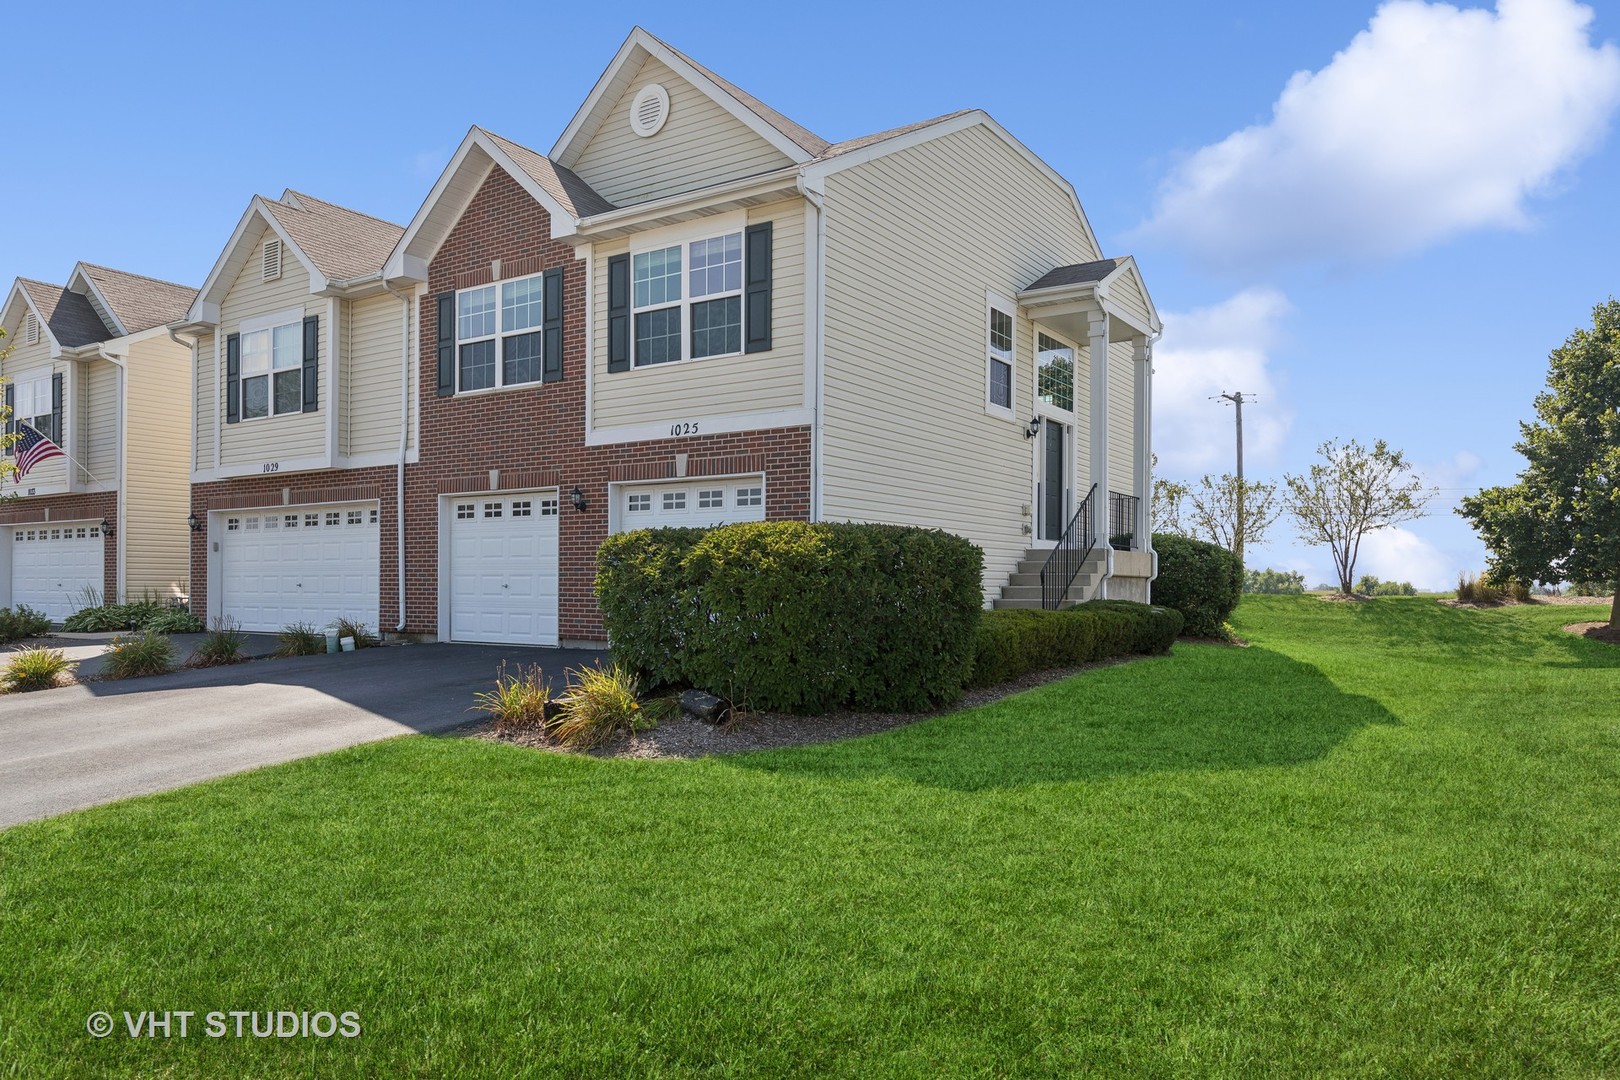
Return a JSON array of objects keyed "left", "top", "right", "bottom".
[
  {"left": 383, "top": 282, "right": 412, "bottom": 633},
  {"left": 796, "top": 176, "right": 826, "bottom": 521},
  {"left": 95, "top": 346, "right": 128, "bottom": 603}
]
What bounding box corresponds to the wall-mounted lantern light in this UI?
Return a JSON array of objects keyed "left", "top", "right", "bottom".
[
  {"left": 569, "top": 486, "right": 589, "bottom": 512},
  {"left": 1024, "top": 416, "right": 1042, "bottom": 439},
  {"left": 100, "top": 516, "right": 115, "bottom": 538},
  {"left": 187, "top": 512, "right": 203, "bottom": 532}
]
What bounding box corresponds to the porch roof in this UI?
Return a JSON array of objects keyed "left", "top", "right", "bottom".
[{"left": 1017, "top": 254, "right": 1161, "bottom": 344}]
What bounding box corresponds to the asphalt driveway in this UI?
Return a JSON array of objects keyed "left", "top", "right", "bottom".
[{"left": 0, "top": 642, "right": 608, "bottom": 829}]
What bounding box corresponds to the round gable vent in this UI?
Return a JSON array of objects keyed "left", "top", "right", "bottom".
[{"left": 630, "top": 83, "right": 670, "bottom": 138}]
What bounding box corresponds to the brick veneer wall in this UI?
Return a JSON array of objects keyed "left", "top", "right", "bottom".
[
  {"left": 404, "top": 164, "right": 812, "bottom": 644},
  {"left": 0, "top": 490, "right": 120, "bottom": 602}
]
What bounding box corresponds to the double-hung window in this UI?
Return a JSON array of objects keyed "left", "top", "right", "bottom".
[
  {"left": 240, "top": 317, "right": 302, "bottom": 420},
  {"left": 632, "top": 230, "right": 743, "bottom": 366},
  {"left": 457, "top": 275, "right": 543, "bottom": 392},
  {"left": 14, "top": 376, "right": 55, "bottom": 442},
  {"left": 1037, "top": 332, "right": 1075, "bottom": 412},
  {"left": 986, "top": 297, "right": 1015, "bottom": 417}
]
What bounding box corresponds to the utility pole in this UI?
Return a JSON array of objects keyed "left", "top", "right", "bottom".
[{"left": 1216, "top": 391, "right": 1250, "bottom": 562}]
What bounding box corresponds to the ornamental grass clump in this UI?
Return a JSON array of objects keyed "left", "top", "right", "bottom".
[
  {"left": 101, "top": 632, "right": 177, "bottom": 679},
  {"left": 333, "top": 618, "right": 380, "bottom": 649},
  {"left": 190, "top": 617, "right": 247, "bottom": 667},
  {"left": 273, "top": 623, "right": 326, "bottom": 658},
  {"left": 2, "top": 646, "right": 71, "bottom": 693},
  {"left": 549, "top": 663, "right": 661, "bottom": 750},
  {"left": 473, "top": 663, "right": 553, "bottom": 735}
]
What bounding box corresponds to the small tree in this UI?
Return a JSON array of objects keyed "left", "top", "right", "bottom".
[
  {"left": 1284, "top": 438, "right": 1434, "bottom": 595},
  {"left": 1245, "top": 568, "right": 1305, "bottom": 594},
  {"left": 1184, "top": 473, "right": 1281, "bottom": 562},
  {"left": 1150, "top": 454, "right": 1189, "bottom": 535},
  {"left": 1460, "top": 299, "right": 1620, "bottom": 627}
]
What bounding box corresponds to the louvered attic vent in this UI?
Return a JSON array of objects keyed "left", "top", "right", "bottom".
[
  {"left": 22, "top": 313, "right": 38, "bottom": 345},
  {"left": 630, "top": 83, "right": 670, "bottom": 138},
  {"left": 263, "top": 238, "right": 283, "bottom": 282}
]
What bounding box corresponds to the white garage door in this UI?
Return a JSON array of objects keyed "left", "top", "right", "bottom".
[
  {"left": 218, "top": 504, "right": 379, "bottom": 633},
  {"left": 10, "top": 521, "right": 104, "bottom": 623},
  {"left": 615, "top": 478, "right": 766, "bottom": 532},
  {"left": 447, "top": 493, "right": 560, "bottom": 646}
]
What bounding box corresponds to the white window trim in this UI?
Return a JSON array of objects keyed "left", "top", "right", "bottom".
[
  {"left": 453, "top": 272, "right": 545, "bottom": 395},
  {"left": 1035, "top": 327, "right": 1080, "bottom": 418},
  {"left": 626, "top": 211, "right": 747, "bottom": 371},
  {"left": 985, "top": 290, "right": 1018, "bottom": 421},
  {"left": 237, "top": 305, "right": 306, "bottom": 423}
]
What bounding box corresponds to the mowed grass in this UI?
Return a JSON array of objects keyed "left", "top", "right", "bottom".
[{"left": 3, "top": 597, "right": 1619, "bottom": 1077}]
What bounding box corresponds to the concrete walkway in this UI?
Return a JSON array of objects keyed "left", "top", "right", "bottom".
[{"left": 0, "top": 641, "right": 609, "bottom": 828}]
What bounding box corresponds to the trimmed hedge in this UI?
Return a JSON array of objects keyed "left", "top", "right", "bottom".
[
  {"left": 968, "top": 601, "right": 1182, "bottom": 689},
  {"left": 1151, "top": 533, "right": 1243, "bottom": 637},
  {"left": 597, "top": 521, "right": 983, "bottom": 714}
]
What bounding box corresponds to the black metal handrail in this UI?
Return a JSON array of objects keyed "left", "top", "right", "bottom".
[
  {"left": 1039, "top": 483, "right": 1098, "bottom": 610},
  {"left": 1109, "top": 491, "right": 1139, "bottom": 551}
]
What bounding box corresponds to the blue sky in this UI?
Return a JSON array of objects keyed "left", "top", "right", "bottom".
[{"left": 6, "top": 0, "right": 1617, "bottom": 589}]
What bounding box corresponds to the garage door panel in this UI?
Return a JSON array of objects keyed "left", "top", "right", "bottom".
[
  {"left": 447, "top": 494, "right": 559, "bottom": 646},
  {"left": 616, "top": 478, "right": 767, "bottom": 533},
  {"left": 10, "top": 521, "right": 106, "bottom": 623},
  {"left": 219, "top": 504, "right": 379, "bottom": 633}
]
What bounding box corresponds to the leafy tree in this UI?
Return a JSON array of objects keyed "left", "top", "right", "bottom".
[
  {"left": 1184, "top": 473, "right": 1281, "bottom": 563},
  {"left": 1355, "top": 575, "right": 1417, "bottom": 597},
  {"left": 1151, "top": 455, "right": 1189, "bottom": 535},
  {"left": 1245, "top": 568, "right": 1305, "bottom": 594},
  {"left": 1460, "top": 300, "right": 1620, "bottom": 627},
  {"left": 1284, "top": 439, "right": 1435, "bottom": 595}
]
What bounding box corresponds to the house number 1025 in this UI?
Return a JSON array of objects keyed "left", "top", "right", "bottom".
[{"left": 669, "top": 422, "right": 699, "bottom": 437}]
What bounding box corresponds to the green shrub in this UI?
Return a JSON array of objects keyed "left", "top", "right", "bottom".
[
  {"left": 332, "top": 618, "right": 379, "bottom": 649},
  {"left": 598, "top": 522, "right": 984, "bottom": 714},
  {"left": 62, "top": 599, "right": 197, "bottom": 633},
  {"left": 1151, "top": 533, "right": 1243, "bottom": 637},
  {"left": 273, "top": 623, "right": 326, "bottom": 658},
  {"left": 100, "top": 632, "right": 177, "bottom": 679},
  {"left": 145, "top": 607, "right": 205, "bottom": 634},
  {"left": 0, "top": 605, "right": 52, "bottom": 642},
  {"left": 63, "top": 604, "right": 134, "bottom": 632},
  {"left": 474, "top": 663, "right": 554, "bottom": 735},
  {"left": 190, "top": 618, "right": 246, "bottom": 667},
  {"left": 1356, "top": 575, "right": 1418, "bottom": 597},
  {"left": 1245, "top": 568, "right": 1305, "bottom": 595},
  {"left": 550, "top": 663, "right": 660, "bottom": 749},
  {"left": 2, "top": 647, "right": 70, "bottom": 692},
  {"left": 967, "top": 601, "right": 1182, "bottom": 689}
]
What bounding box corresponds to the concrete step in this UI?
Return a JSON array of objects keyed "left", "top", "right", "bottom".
[
  {"left": 992, "top": 597, "right": 1080, "bottom": 611},
  {"left": 1007, "top": 571, "right": 1097, "bottom": 588}
]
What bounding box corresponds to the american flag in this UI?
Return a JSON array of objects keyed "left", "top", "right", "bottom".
[{"left": 14, "top": 423, "right": 64, "bottom": 480}]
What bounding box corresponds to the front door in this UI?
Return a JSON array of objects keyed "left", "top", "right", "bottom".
[{"left": 1040, "top": 420, "right": 1069, "bottom": 541}]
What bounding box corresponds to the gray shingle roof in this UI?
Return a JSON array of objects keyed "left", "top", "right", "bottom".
[
  {"left": 1024, "top": 259, "right": 1121, "bottom": 291},
  {"left": 78, "top": 264, "right": 195, "bottom": 334},
  {"left": 813, "top": 110, "right": 976, "bottom": 162},
  {"left": 482, "top": 130, "right": 618, "bottom": 217},
  {"left": 17, "top": 278, "right": 111, "bottom": 348},
  {"left": 262, "top": 192, "right": 405, "bottom": 282},
  {"left": 650, "top": 31, "right": 831, "bottom": 157}
]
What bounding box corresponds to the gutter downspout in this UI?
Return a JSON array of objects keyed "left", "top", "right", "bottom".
[
  {"left": 796, "top": 176, "right": 826, "bottom": 521},
  {"left": 382, "top": 282, "right": 412, "bottom": 633},
  {"left": 95, "top": 345, "right": 128, "bottom": 604},
  {"left": 1145, "top": 330, "right": 1162, "bottom": 596}
]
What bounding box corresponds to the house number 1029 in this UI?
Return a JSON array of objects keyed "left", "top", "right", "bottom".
[
  {"left": 669, "top": 422, "right": 699, "bottom": 437},
  {"left": 261, "top": 461, "right": 281, "bottom": 474}
]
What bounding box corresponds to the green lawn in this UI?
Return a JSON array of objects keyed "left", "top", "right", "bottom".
[{"left": 3, "top": 597, "right": 1619, "bottom": 1078}]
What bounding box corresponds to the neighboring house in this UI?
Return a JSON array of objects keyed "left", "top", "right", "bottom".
[
  {"left": 176, "top": 191, "right": 412, "bottom": 633},
  {"left": 366, "top": 26, "right": 1159, "bottom": 648},
  {"left": 0, "top": 265, "right": 195, "bottom": 620}
]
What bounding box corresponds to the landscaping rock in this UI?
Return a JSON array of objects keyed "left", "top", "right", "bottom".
[{"left": 679, "top": 689, "right": 729, "bottom": 724}]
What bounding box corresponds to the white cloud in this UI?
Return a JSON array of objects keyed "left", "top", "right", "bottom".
[
  {"left": 1352, "top": 526, "right": 1457, "bottom": 590},
  {"left": 1153, "top": 288, "right": 1294, "bottom": 475},
  {"left": 1143, "top": 0, "right": 1620, "bottom": 271}
]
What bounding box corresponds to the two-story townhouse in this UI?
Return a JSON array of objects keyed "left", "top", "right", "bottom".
[
  {"left": 374, "top": 27, "right": 1159, "bottom": 648},
  {"left": 178, "top": 191, "right": 413, "bottom": 633},
  {"left": 0, "top": 265, "right": 195, "bottom": 620}
]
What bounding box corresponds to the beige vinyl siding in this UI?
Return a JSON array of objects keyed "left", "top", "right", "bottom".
[
  {"left": 217, "top": 223, "right": 326, "bottom": 468},
  {"left": 342, "top": 292, "right": 412, "bottom": 457},
  {"left": 121, "top": 336, "right": 193, "bottom": 598},
  {"left": 81, "top": 359, "right": 119, "bottom": 488},
  {"left": 819, "top": 124, "right": 1102, "bottom": 603},
  {"left": 1106, "top": 341, "right": 1135, "bottom": 499},
  {"left": 1107, "top": 270, "right": 1153, "bottom": 337},
  {"left": 0, "top": 339, "right": 68, "bottom": 494},
  {"left": 572, "top": 56, "right": 795, "bottom": 206},
  {"left": 590, "top": 201, "right": 805, "bottom": 431},
  {"left": 193, "top": 332, "right": 216, "bottom": 471}
]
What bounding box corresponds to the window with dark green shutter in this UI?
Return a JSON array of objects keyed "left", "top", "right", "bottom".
[
  {"left": 620, "top": 222, "right": 770, "bottom": 367},
  {"left": 449, "top": 273, "right": 551, "bottom": 393}
]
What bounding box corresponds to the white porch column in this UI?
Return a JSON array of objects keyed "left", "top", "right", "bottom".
[
  {"left": 1087, "top": 310, "right": 1110, "bottom": 553},
  {"left": 1133, "top": 336, "right": 1152, "bottom": 552}
]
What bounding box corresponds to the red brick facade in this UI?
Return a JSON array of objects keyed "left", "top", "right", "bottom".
[
  {"left": 0, "top": 490, "right": 119, "bottom": 602},
  {"left": 188, "top": 165, "right": 810, "bottom": 643}
]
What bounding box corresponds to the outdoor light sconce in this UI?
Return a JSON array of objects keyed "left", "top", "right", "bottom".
[
  {"left": 1024, "top": 416, "right": 1042, "bottom": 439},
  {"left": 99, "top": 516, "right": 114, "bottom": 538},
  {"left": 187, "top": 512, "right": 203, "bottom": 532},
  {"left": 569, "top": 486, "right": 589, "bottom": 512}
]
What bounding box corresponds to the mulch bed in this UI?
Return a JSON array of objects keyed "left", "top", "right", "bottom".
[
  {"left": 1566, "top": 621, "right": 1620, "bottom": 645},
  {"left": 1444, "top": 595, "right": 1614, "bottom": 610},
  {"left": 473, "top": 655, "right": 1145, "bottom": 761}
]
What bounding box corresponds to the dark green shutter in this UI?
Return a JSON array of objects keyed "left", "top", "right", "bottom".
[
  {"left": 436, "top": 293, "right": 456, "bottom": 396},
  {"left": 607, "top": 254, "right": 630, "bottom": 372},
  {"left": 301, "top": 315, "right": 319, "bottom": 412},
  {"left": 745, "top": 221, "right": 773, "bottom": 354},
  {"left": 225, "top": 333, "right": 241, "bottom": 424},
  {"left": 542, "top": 267, "right": 564, "bottom": 383},
  {"left": 4, "top": 384, "right": 13, "bottom": 455},
  {"left": 50, "top": 373, "right": 63, "bottom": 444}
]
